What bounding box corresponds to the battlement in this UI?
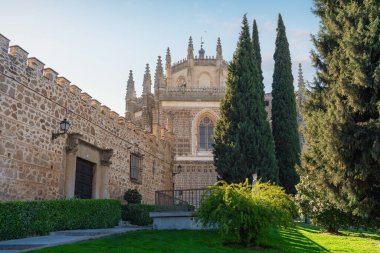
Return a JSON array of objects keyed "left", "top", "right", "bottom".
[
  {"left": 0, "top": 33, "right": 171, "bottom": 143},
  {"left": 171, "top": 55, "right": 227, "bottom": 74}
]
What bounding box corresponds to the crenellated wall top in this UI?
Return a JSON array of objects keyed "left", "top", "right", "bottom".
[{"left": 0, "top": 33, "right": 172, "bottom": 147}]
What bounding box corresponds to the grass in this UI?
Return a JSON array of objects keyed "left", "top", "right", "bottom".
[{"left": 32, "top": 224, "right": 380, "bottom": 253}]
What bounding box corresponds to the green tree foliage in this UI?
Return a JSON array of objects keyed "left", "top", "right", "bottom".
[
  {"left": 299, "top": 0, "right": 380, "bottom": 221},
  {"left": 124, "top": 189, "right": 142, "bottom": 204},
  {"left": 296, "top": 175, "right": 379, "bottom": 233},
  {"left": 271, "top": 14, "right": 301, "bottom": 195},
  {"left": 252, "top": 19, "right": 264, "bottom": 90},
  {"left": 214, "top": 15, "right": 278, "bottom": 183},
  {"left": 196, "top": 180, "right": 296, "bottom": 247}
]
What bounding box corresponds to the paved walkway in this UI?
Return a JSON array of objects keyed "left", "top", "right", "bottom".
[{"left": 0, "top": 225, "right": 150, "bottom": 253}]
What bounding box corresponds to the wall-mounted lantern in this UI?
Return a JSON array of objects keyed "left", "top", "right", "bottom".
[{"left": 52, "top": 118, "right": 70, "bottom": 140}]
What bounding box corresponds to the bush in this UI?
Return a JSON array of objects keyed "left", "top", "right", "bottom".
[
  {"left": 121, "top": 204, "right": 154, "bottom": 226},
  {"left": 196, "top": 180, "right": 296, "bottom": 247},
  {"left": 0, "top": 199, "right": 121, "bottom": 241},
  {"left": 124, "top": 189, "right": 142, "bottom": 204}
]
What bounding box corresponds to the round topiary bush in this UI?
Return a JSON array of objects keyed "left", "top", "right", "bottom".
[{"left": 124, "top": 189, "right": 142, "bottom": 204}]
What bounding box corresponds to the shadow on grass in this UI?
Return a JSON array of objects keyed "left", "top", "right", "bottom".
[
  {"left": 298, "top": 223, "right": 380, "bottom": 241},
  {"left": 344, "top": 231, "right": 380, "bottom": 241},
  {"left": 259, "top": 226, "right": 331, "bottom": 253}
]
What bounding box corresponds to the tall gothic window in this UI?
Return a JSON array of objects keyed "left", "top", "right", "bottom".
[
  {"left": 130, "top": 154, "right": 142, "bottom": 183},
  {"left": 198, "top": 117, "right": 214, "bottom": 151}
]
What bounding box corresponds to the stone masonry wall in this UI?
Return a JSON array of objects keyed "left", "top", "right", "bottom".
[
  {"left": 162, "top": 105, "right": 219, "bottom": 190},
  {"left": 174, "top": 161, "right": 217, "bottom": 190},
  {"left": 0, "top": 34, "right": 174, "bottom": 203}
]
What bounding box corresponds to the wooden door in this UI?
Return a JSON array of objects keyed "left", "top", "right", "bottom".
[{"left": 74, "top": 158, "right": 94, "bottom": 199}]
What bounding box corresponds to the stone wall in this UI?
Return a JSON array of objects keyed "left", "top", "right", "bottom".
[
  {"left": 0, "top": 34, "right": 174, "bottom": 203},
  {"left": 160, "top": 103, "right": 219, "bottom": 190},
  {"left": 173, "top": 161, "right": 217, "bottom": 190}
]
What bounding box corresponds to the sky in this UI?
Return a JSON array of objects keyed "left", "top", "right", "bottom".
[{"left": 0, "top": 0, "right": 319, "bottom": 115}]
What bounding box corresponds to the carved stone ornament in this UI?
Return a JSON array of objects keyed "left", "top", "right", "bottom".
[
  {"left": 66, "top": 133, "right": 83, "bottom": 154},
  {"left": 100, "top": 149, "right": 114, "bottom": 166}
]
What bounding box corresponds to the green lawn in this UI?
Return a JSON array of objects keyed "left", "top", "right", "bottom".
[{"left": 32, "top": 224, "right": 380, "bottom": 253}]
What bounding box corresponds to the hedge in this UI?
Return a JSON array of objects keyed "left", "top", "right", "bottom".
[
  {"left": 0, "top": 199, "right": 121, "bottom": 240},
  {"left": 121, "top": 204, "right": 154, "bottom": 226}
]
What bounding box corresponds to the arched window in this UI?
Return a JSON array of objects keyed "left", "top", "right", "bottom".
[
  {"left": 198, "top": 117, "right": 214, "bottom": 151},
  {"left": 199, "top": 73, "right": 211, "bottom": 87}
]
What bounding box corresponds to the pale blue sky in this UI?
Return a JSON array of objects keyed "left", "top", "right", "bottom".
[{"left": 0, "top": 0, "right": 318, "bottom": 115}]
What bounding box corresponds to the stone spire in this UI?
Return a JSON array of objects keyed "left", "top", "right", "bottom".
[
  {"left": 187, "top": 36, "right": 194, "bottom": 59},
  {"left": 142, "top": 64, "right": 153, "bottom": 132},
  {"left": 142, "top": 64, "right": 152, "bottom": 95},
  {"left": 125, "top": 70, "right": 137, "bottom": 121},
  {"left": 198, "top": 37, "right": 205, "bottom": 59},
  {"left": 165, "top": 47, "right": 171, "bottom": 70},
  {"left": 126, "top": 70, "right": 136, "bottom": 99},
  {"left": 154, "top": 56, "right": 165, "bottom": 90},
  {"left": 216, "top": 37, "right": 222, "bottom": 60},
  {"left": 153, "top": 56, "right": 164, "bottom": 137},
  {"left": 165, "top": 47, "right": 172, "bottom": 86}
]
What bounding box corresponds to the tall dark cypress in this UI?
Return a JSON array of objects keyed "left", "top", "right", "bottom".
[
  {"left": 252, "top": 19, "right": 264, "bottom": 90},
  {"left": 214, "top": 15, "right": 278, "bottom": 183},
  {"left": 299, "top": 0, "right": 380, "bottom": 221},
  {"left": 271, "top": 14, "right": 300, "bottom": 194}
]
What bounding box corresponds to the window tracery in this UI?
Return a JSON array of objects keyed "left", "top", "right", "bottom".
[{"left": 198, "top": 116, "right": 214, "bottom": 151}]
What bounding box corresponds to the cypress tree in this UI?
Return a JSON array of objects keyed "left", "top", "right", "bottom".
[
  {"left": 271, "top": 14, "right": 300, "bottom": 194},
  {"left": 214, "top": 15, "right": 278, "bottom": 183},
  {"left": 252, "top": 19, "right": 264, "bottom": 90},
  {"left": 300, "top": 0, "right": 380, "bottom": 221}
]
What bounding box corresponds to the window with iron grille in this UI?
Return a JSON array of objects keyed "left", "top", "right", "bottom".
[
  {"left": 198, "top": 117, "right": 214, "bottom": 151},
  {"left": 130, "top": 154, "right": 141, "bottom": 183}
]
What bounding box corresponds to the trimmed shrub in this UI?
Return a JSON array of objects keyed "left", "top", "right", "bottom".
[
  {"left": 121, "top": 204, "right": 154, "bottom": 226},
  {"left": 0, "top": 199, "right": 121, "bottom": 241},
  {"left": 123, "top": 189, "right": 142, "bottom": 204},
  {"left": 196, "top": 180, "right": 296, "bottom": 247}
]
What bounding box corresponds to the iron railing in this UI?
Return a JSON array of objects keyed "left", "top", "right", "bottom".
[{"left": 154, "top": 188, "right": 210, "bottom": 212}]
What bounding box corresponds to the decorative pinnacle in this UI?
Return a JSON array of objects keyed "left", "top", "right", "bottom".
[
  {"left": 165, "top": 47, "right": 171, "bottom": 70},
  {"left": 216, "top": 37, "right": 222, "bottom": 59},
  {"left": 156, "top": 56, "right": 163, "bottom": 70},
  {"left": 126, "top": 70, "right": 136, "bottom": 99},
  {"left": 143, "top": 64, "right": 152, "bottom": 94},
  {"left": 187, "top": 36, "right": 194, "bottom": 59},
  {"left": 155, "top": 56, "right": 164, "bottom": 89},
  {"left": 198, "top": 36, "right": 205, "bottom": 59}
]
